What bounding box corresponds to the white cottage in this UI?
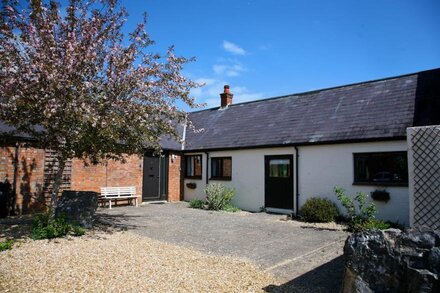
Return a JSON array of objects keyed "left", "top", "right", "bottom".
[
  {"left": 2, "top": 69, "right": 438, "bottom": 223},
  {"left": 181, "top": 68, "right": 440, "bottom": 226}
]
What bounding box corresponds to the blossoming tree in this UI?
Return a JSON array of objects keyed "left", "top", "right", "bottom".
[{"left": 0, "top": 0, "right": 200, "bottom": 217}]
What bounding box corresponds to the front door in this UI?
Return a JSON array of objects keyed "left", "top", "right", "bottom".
[
  {"left": 264, "top": 155, "right": 294, "bottom": 209},
  {"left": 142, "top": 156, "right": 161, "bottom": 201}
]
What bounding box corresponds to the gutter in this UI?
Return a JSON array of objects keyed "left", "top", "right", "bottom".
[
  {"left": 181, "top": 136, "right": 407, "bottom": 153},
  {"left": 205, "top": 152, "right": 209, "bottom": 185},
  {"left": 294, "top": 146, "right": 299, "bottom": 216}
]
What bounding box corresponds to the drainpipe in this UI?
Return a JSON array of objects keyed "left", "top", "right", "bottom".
[
  {"left": 294, "top": 146, "right": 299, "bottom": 216},
  {"left": 181, "top": 118, "right": 187, "bottom": 151},
  {"left": 205, "top": 152, "right": 209, "bottom": 185}
]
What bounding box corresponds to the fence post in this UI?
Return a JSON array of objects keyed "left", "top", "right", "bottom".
[
  {"left": 406, "top": 127, "right": 415, "bottom": 227},
  {"left": 407, "top": 125, "right": 440, "bottom": 230}
]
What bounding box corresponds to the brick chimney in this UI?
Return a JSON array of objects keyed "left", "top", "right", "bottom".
[{"left": 220, "top": 85, "right": 233, "bottom": 108}]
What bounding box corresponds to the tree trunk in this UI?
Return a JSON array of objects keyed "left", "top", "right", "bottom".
[{"left": 49, "top": 157, "right": 66, "bottom": 219}]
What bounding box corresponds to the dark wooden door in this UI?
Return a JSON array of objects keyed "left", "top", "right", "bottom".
[
  {"left": 142, "top": 156, "right": 160, "bottom": 201},
  {"left": 264, "top": 155, "right": 294, "bottom": 209}
]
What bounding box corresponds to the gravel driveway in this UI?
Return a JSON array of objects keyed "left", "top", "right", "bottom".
[{"left": 97, "top": 202, "right": 348, "bottom": 292}]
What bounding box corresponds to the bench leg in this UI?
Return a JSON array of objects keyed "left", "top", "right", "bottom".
[
  {"left": 135, "top": 198, "right": 138, "bottom": 207},
  {"left": 109, "top": 200, "right": 112, "bottom": 209}
]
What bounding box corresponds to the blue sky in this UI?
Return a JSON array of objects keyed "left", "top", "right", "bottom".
[
  {"left": 122, "top": 0, "right": 440, "bottom": 110},
  {"left": 35, "top": 0, "right": 440, "bottom": 110}
]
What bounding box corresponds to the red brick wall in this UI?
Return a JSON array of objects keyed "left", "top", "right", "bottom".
[
  {"left": 167, "top": 152, "right": 182, "bottom": 202},
  {"left": 1, "top": 145, "right": 183, "bottom": 213},
  {"left": 0, "top": 144, "right": 46, "bottom": 214},
  {"left": 70, "top": 155, "right": 143, "bottom": 205},
  {"left": 71, "top": 153, "right": 182, "bottom": 203}
]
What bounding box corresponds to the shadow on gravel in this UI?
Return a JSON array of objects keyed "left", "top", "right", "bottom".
[
  {"left": 94, "top": 213, "right": 142, "bottom": 231},
  {"left": 0, "top": 213, "right": 144, "bottom": 241},
  {"left": 299, "top": 226, "right": 344, "bottom": 232},
  {"left": 0, "top": 216, "right": 33, "bottom": 240},
  {"left": 264, "top": 255, "right": 345, "bottom": 293}
]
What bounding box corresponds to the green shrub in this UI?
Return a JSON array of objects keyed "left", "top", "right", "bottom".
[
  {"left": 0, "top": 239, "right": 15, "bottom": 252},
  {"left": 335, "top": 187, "right": 386, "bottom": 232},
  {"left": 31, "top": 213, "right": 86, "bottom": 240},
  {"left": 72, "top": 226, "right": 86, "bottom": 236},
  {"left": 362, "top": 219, "right": 391, "bottom": 230},
  {"left": 300, "top": 197, "right": 339, "bottom": 223},
  {"left": 204, "top": 183, "right": 236, "bottom": 211},
  {"left": 222, "top": 204, "right": 241, "bottom": 213},
  {"left": 189, "top": 199, "right": 205, "bottom": 209}
]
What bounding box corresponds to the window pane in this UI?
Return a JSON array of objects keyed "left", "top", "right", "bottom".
[
  {"left": 222, "top": 158, "right": 232, "bottom": 177},
  {"left": 194, "top": 156, "right": 202, "bottom": 177},
  {"left": 269, "top": 159, "right": 290, "bottom": 178},
  {"left": 212, "top": 159, "right": 220, "bottom": 177},
  {"left": 185, "top": 157, "right": 193, "bottom": 177},
  {"left": 211, "top": 157, "right": 232, "bottom": 179},
  {"left": 185, "top": 155, "right": 202, "bottom": 178},
  {"left": 354, "top": 152, "right": 408, "bottom": 185}
]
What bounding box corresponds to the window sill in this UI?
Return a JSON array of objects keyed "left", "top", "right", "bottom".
[
  {"left": 185, "top": 176, "right": 202, "bottom": 180},
  {"left": 209, "top": 177, "right": 232, "bottom": 181},
  {"left": 352, "top": 182, "right": 408, "bottom": 187}
]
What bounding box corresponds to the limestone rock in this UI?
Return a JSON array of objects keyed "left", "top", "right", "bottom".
[
  {"left": 55, "top": 191, "right": 98, "bottom": 228},
  {"left": 342, "top": 228, "right": 440, "bottom": 292}
]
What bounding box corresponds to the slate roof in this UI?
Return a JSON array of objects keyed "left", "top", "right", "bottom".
[
  {"left": 184, "top": 68, "right": 440, "bottom": 151},
  {"left": 2, "top": 68, "right": 439, "bottom": 151}
]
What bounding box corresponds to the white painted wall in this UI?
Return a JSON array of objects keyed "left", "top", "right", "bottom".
[
  {"left": 184, "top": 147, "right": 297, "bottom": 212},
  {"left": 298, "top": 140, "right": 409, "bottom": 225},
  {"left": 183, "top": 140, "right": 409, "bottom": 225}
]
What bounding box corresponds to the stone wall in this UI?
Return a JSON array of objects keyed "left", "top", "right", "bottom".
[{"left": 342, "top": 228, "right": 439, "bottom": 292}]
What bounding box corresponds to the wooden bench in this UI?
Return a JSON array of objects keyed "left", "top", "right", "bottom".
[{"left": 100, "top": 186, "right": 139, "bottom": 209}]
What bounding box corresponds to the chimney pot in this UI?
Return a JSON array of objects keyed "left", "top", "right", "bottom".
[{"left": 220, "top": 85, "right": 233, "bottom": 107}]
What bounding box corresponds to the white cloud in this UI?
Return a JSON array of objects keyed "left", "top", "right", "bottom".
[
  {"left": 195, "top": 78, "right": 216, "bottom": 86},
  {"left": 212, "top": 64, "right": 227, "bottom": 75},
  {"left": 186, "top": 41, "right": 264, "bottom": 109},
  {"left": 258, "top": 44, "right": 271, "bottom": 51},
  {"left": 222, "top": 40, "right": 246, "bottom": 55},
  {"left": 190, "top": 79, "right": 265, "bottom": 109},
  {"left": 212, "top": 63, "right": 246, "bottom": 77}
]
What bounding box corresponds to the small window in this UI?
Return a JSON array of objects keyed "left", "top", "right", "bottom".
[
  {"left": 353, "top": 151, "right": 408, "bottom": 186},
  {"left": 211, "top": 157, "right": 232, "bottom": 180},
  {"left": 185, "top": 155, "right": 202, "bottom": 179},
  {"left": 269, "top": 159, "right": 291, "bottom": 178}
]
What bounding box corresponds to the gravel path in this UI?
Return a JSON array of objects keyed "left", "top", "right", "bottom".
[
  {"left": 0, "top": 231, "right": 278, "bottom": 292},
  {"left": 97, "top": 203, "right": 348, "bottom": 282},
  {"left": 1, "top": 203, "right": 349, "bottom": 292}
]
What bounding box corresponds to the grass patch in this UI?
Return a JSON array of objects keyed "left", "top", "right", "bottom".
[{"left": 0, "top": 239, "right": 15, "bottom": 252}]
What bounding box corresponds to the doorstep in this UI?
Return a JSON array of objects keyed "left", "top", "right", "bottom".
[
  {"left": 265, "top": 208, "right": 294, "bottom": 215},
  {"left": 141, "top": 200, "right": 167, "bottom": 205}
]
